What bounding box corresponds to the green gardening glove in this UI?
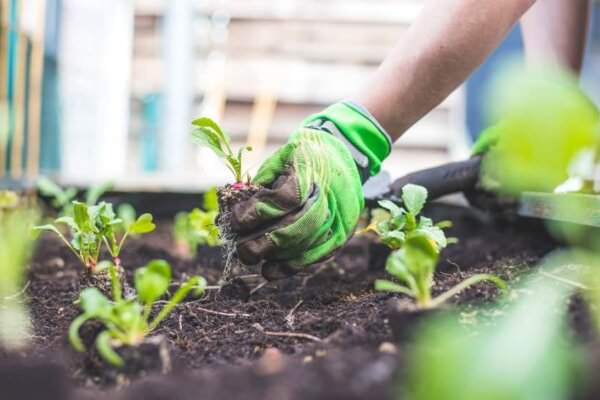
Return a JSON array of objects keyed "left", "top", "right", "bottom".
[{"left": 229, "top": 102, "right": 391, "bottom": 280}]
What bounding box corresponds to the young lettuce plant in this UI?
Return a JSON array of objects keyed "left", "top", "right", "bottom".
[
  {"left": 0, "top": 207, "right": 38, "bottom": 350},
  {"left": 191, "top": 117, "right": 252, "bottom": 186},
  {"left": 373, "top": 184, "right": 506, "bottom": 309},
  {"left": 34, "top": 201, "right": 155, "bottom": 271},
  {"left": 69, "top": 260, "right": 206, "bottom": 367},
  {"left": 37, "top": 177, "right": 114, "bottom": 217},
  {"left": 375, "top": 235, "right": 507, "bottom": 309},
  {"left": 174, "top": 187, "right": 221, "bottom": 256},
  {"left": 375, "top": 184, "right": 452, "bottom": 251}
]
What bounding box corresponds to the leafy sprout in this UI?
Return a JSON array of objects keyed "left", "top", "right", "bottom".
[
  {"left": 481, "top": 65, "right": 599, "bottom": 193},
  {"left": 0, "top": 207, "right": 38, "bottom": 350},
  {"left": 373, "top": 184, "right": 506, "bottom": 309},
  {"left": 374, "top": 184, "right": 453, "bottom": 250},
  {"left": 191, "top": 117, "right": 252, "bottom": 183},
  {"left": 174, "top": 187, "right": 221, "bottom": 256},
  {"left": 69, "top": 260, "right": 206, "bottom": 367},
  {"left": 34, "top": 201, "right": 155, "bottom": 271},
  {"left": 37, "top": 177, "right": 115, "bottom": 217},
  {"left": 375, "top": 235, "right": 506, "bottom": 309},
  {"left": 406, "top": 278, "right": 576, "bottom": 400}
]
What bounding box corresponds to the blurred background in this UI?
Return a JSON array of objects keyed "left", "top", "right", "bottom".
[{"left": 2, "top": 0, "right": 600, "bottom": 192}]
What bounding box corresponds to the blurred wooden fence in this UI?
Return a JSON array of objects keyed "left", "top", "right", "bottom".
[{"left": 0, "top": 0, "right": 46, "bottom": 185}]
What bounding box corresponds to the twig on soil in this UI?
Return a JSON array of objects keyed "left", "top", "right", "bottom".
[
  {"left": 153, "top": 301, "right": 251, "bottom": 318},
  {"left": 249, "top": 280, "right": 269, "bottom": 296},
  {"left": 179, "top": 314, "right": 183, "bottom": 331},
  {"left": 252, "top": 323, "right": 321, "bottom": 342},
  {"left": 285, "top": 300, "right": 304, "bottom": 329}
]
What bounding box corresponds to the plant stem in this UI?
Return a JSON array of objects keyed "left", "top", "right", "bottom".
[
  {"left": 148, "top": 277, "right": 199, "bottom": 332},
  {"left": 429, "top": 274, "right": 508, "bottom": 309}
]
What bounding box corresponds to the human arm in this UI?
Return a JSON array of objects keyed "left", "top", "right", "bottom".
[
  {"left": 353, "top": 0, "right": 536, "bottom": 142},
  {"left": 521, "top": 0, "right": 590, "bottom": 74}
]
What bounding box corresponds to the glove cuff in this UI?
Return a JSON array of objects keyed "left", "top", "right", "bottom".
[{"left": 303, "top": 102, "right": 392, "bottom": 177}]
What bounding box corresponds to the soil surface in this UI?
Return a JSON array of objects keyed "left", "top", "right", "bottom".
[{"left": 2, "top": 202, "right": 574, "bottom": 399}]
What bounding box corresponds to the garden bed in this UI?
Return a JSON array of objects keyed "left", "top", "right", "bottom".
[{"left": 3, "top": 201, "right": 570, "bottom": 399}]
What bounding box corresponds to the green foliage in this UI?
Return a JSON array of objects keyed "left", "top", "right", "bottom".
[
  {"left": 173, "top": 187, "right": 221, "bottom": 256},
  {"left": 406, "top": 278, "right": 578, "bottom": 400},
  {"left": 0, "top": 208, "right": 38, "bottom": 350},
  {"left": 481, "top": 65, "right": 599, "bottom": 193},
  {"left": 374, "top": 184, "right": 506, "bottom": 308},
  {"left": 191, "top": 117, "right": 252, "bottom": 183},
  {"left": 69, "top": 260, "right": 206, "bottom": 367},
  {"left": 37, "top": 177, "right": 77, "bottom": 215},
  {"left": 34, "top": 201, "right": 155, "bottom": 270},
  {"left": 0, "top": 190, "right": 19, "bottom": 211},
  {"left": 376, "top": 184, "right": 450, "bottom": 251}
]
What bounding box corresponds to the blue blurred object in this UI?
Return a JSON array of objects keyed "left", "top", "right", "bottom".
[
  {"left": 465, "top": 25, "right": 523, "bottom": 142},
  {"left": 141, "top": 94, "right": 161, "bottom": 172},
  {"left": 40, "top": 0, "right": 62, "bottom": 174}
]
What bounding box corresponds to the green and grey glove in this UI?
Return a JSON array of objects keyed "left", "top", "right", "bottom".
[{"left": 229, "top": 101, "right": 391, "bottom": 280}]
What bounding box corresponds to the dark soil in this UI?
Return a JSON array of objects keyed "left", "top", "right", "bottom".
[{"left": 2, "top": 201, "right": 574, "bottom": 399}]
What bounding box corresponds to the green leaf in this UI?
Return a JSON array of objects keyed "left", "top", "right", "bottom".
[
  {"left": 402, "top": 184, "right": 428, "bottom": 215},
  {"left": 378, "top": 200, "right": 404, "bottom": 217},
  {"left": 381, "top": 230, "right": 405, "bottom": 250},
  {"left": 96, "top": 330, "right": 124, "bottom": 368},
  {"left": 79, "top": 288, "right": 111, "bottom": 316},
  {"left": 191, "top": 117, "right": 231, "bottom": 158},
  {"left": 385, "top": 249, "right": 411, "bottom": 283},
  {"left": 135, "top": 260, "right": 172, "bottom": 304},
  {"left": 73, "top": 201, "right": 92, "bottom": 232},
  {"left": 117, "top": 203, "right": 137, "bottom": 228},
  {"left": 128, "top": 213, "right": 156, "bottom": 234},
  {"left": 417, "top": 226, "right": 448, "bottom": 249},
  {"left": 374, "top": 279, "right": 414, "bottom": 296},
  {"left": 0, "top": 191, "right": 18, "bottom": 209},
  {"left": 203, "top": 187, "right": 219, "bottom": 212}
]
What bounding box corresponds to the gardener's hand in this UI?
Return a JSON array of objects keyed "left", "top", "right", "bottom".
[{"left": 229, "top": 102, "right": 391, "bottom": 280}]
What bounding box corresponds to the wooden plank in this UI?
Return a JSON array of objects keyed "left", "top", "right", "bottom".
[
  {"left": 10, "top": 7, "right": 25, "bottom": 178},
  {"left": 245, "top": 89, "right": 277, "bottom": 167},
  {"left": 132, "top": 56, "right": 461, "bottom": 108},
  {"left": 135, "top": 0, "right": 424, "bottom": 25},
  {"left": 0, "top": 0, "right": 9, "bottom": 177},
  {"left": 26, "top": 0, "right": 46, "bottom": 177}
]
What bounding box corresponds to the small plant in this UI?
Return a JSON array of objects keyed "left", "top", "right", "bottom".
[
  {"left": 373, "top": 184, "right": 506, "bottom": 309},
  {"left": 0, "top": 207, "right": 38, "bottom": 350},
  {"left": 375, "top": 235, "right": 506, "bottom": 309},
  {"left": 173, "top": 187, "right": 221, "bottom": 256},
  {"left": 191, "top": 117, "right": 252, "bottom": 185},
  {"left": 69, "top": 260, "right": 206, "bottom": 367},
  {"left": 34, "top": 201, "right": 155, "bottom": 271},
  {"left": 374, "top": 184, "right": 452, "bottom": 250}
]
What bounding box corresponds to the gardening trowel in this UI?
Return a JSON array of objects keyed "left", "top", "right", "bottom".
[{"left": 364, "top": 156, "right": 600, "bottom": 228}]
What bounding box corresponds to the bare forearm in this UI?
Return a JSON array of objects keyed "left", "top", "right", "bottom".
[
  {"left": 353, "top": 0, "right": 535, "bottom": 142},
  {"left": 521, "top": 0, "right": 590, "bottom": 74}
]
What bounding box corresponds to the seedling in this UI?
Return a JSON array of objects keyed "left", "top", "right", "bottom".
[
  {"left": 69, "top": 260, "right": 206, "bottom": 367},
  {"left": 374, "top": 184, "right": 453, "bottom": 251},
  {"left": 191, "top": 117, "right": 252, "bottom": 185},
  {"left": 375, "top": 235, "right": 507, "bottom": 309},
  {"left": 37, "top": 177, "right": 115, "bottom": 216},
  {"left": 34, "top": 201, "right": 155, "bottom": 271},
  {"left": 174, "top": 188, "right": 221, "bottom": 256},
  {"left": 373, "top": 184, "right": 506, "bottom": 309},
  {"left": 0, "top": 208, "right": 37, "bottom": 350}
]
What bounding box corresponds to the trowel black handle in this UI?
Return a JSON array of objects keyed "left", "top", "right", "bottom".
[{"left": 390, "top": 156, "right": 482, "bottom": 201}]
